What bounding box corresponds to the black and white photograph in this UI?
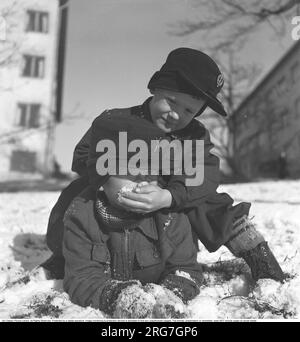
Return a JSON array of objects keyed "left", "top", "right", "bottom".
[{"left": 0, "top": 0, "right": 300, "bottom": 322}]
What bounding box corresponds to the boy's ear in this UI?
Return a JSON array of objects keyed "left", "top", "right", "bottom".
[{"left": 149, "top": 88, "right": 155, "bottom": 95}]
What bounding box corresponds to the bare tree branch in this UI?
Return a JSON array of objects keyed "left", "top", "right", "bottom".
[
  {"left": 170, "top": 0, "right": 298, "bottom": 49},
  {"left": 0, "top": 111, "right": 84, "bottom": 145},
  {"left": 0, "top": 1, "right": 21, "bottom": 73}
]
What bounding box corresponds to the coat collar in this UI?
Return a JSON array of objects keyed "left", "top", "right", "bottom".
[{"left": 131, "top": 96, "right": 154, "bottom": 123}]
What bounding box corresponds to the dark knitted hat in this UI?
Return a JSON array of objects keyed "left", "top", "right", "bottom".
[{"left": 148, "top": 48, "right": 227, "bottom": 116}]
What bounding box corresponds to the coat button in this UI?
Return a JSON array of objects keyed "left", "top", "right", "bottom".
[{"left": 153, "top": 250, "right": 160, "bottom": 258}]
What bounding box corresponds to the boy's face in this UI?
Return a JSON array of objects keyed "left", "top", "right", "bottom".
[
  {"left": 149, "top": 88, "right": 206, "bottom": 132},
  {"left": 103, "top": 176, "right": 137, "bottom": 210},
  {"left": 102, "top": 175, "right": 158, "bottom": 210}
]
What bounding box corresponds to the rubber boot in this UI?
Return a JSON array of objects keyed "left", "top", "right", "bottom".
[
  {"left": 225, "top": 216, "right": 285, "bottom": 283},
  {"left": 240, "top": 241, "right": 285, "bottom": 282}
]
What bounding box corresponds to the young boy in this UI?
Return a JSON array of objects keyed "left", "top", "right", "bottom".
[
  {"left": 43, "top": 47, "right": 284, "bottom": 284},
  {"left": 63, "top": 173, "right": 203, "bottom": 318}
]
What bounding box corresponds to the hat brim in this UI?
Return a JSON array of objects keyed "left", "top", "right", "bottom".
[
  {"left": 148, "top": 71, "right": 227, "bottom": 116},
  {"left": 198, "top": 89, "right": 227, "bottom": 116},
  {"left": 178, "top": 71, "right": 227, "bottom": 116}
]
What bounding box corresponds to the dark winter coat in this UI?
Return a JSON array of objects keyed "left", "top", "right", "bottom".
[
  {"left": 46, "top": 97, "right": 250, "bottom": 263},
  {"left": 63, "top": 186, "right": 203, "bottom": 309}
]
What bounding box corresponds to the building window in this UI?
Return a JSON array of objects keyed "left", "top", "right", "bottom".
[
  {"left": 270, "top": 120, "right": 278, "bottom": 139},
  {"left": 277, "top": 76, "right": 289, "bottom": 97},
  {"left": 272, "top": 108, "right": 282, "bottom": 129},
  {"left": 266, "top": 88, "right": 278, "bottom": 110},
  {"left": 16, "top": 103, "right": 41, "bottom": 128},
  {"left": 280, "top": 108, "right": 289, "bottom": 128},
  {"left": 10, "top": 150, "right": 37, "bottom": 173},
  {"left": 252, "top": 100, "right": 262, "bottom": 120},
  {"left": 295, "top": 96, "right": 300, "bottom": 118},
  {"left": 240, "top": 111, "right": 248, "bottom": 131},
  {"left": 291, "top": 61, "right": 300, "bottom": 84},
  {"left": 256, "top": 100, "right": 266, "bottom": 118},
  {"left": 26, "top": 10, "right": 49, "bottom": 33},
  {"left": 22, "top": 55, "right": 45, "bottom": 78},
  {"left": 258, "top": 132, "right": 267, "bottom": 148}
]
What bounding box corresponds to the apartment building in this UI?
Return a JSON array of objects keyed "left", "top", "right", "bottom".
[{"left": 0, "top": 0, "right": 68, "bottom": 180}]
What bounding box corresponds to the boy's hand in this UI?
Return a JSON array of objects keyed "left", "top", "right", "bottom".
[
  {"left": 161, "top": 274, "right": 200, "bottom": 303},
  {"left": 117, "top": 183, "right": 172, "bottom": 214},
  {"left": 100, "top": 280, "right": 141, "bottom": 316},
  {"left": 113, "top": 283, "right": 156, "bottom": 318},
  {"left": 143, "top": 283, "right": 187, "bottom": 319}
]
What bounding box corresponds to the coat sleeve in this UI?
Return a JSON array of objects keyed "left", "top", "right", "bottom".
[
  {"left": 71, "top": 127, "right": 92, "bottom": 176},
  {"left": 71, "top": 111, "right": 110, "bottom": 187},
  {"left": 86, "top": 112, "right": 115, "bottom": 190},
  {"left": 62, "top": 199, "right": 111, "bottom": 309},
  {"left": 165, "top": 122, "right": 220, "bottom": 211}
]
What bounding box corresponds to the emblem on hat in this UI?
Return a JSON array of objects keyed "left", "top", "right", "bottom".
[{"left": 216, "top": 73, "right": 224, "bottom": 88}]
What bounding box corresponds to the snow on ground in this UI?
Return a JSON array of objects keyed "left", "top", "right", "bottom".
[{"left": 0, "top": 180, "right": 299, "bottom": 320}]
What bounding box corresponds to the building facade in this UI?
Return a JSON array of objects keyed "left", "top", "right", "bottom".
[
  {"left": 0, "top": 0, "right": 68, "bottom": 180},
  {"left": 233, "top": 41, "right": 300, "bottom": 179}
]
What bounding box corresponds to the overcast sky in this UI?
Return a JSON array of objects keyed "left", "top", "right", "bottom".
[{"left": 54, "top": 0, "right": 294, "bottom": 172}]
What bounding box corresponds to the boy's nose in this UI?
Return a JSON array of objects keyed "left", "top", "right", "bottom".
[{"left": 167, "top": 111, "right": 179, "bottom": 120}]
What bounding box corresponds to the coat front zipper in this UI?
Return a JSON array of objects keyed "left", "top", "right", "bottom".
[{"left": 123, "top": 228, "right": 131, "bottom": 280}]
